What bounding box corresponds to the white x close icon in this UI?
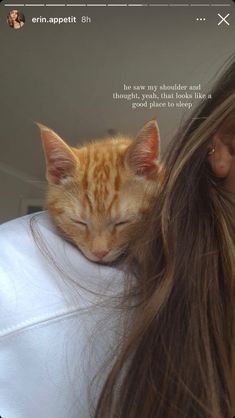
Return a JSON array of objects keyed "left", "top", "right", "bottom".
[{"left": 217, "top": 13, "right": 230, "bottom": 26}]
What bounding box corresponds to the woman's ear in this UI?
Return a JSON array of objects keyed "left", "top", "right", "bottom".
[{"left": 208, "top": 134, "right": 233, "bottom": 178}]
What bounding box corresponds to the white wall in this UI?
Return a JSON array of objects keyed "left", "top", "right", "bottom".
[{"left": 0, "top": 167, "right": 45, "bottom": 224}]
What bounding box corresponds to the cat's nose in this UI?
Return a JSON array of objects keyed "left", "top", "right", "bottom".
[{"left": 92, "top": 250, "right": 109, "bottom": 259}]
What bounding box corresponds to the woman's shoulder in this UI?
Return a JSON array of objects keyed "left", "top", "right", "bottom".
[
  {"left": 0, "top": 211, "right": 124, "bottom": 278},
  {"left": 0, "top": 212, "right": 125, "bottom": 336},
  {"left": 0, "top": 210, "right": 55, "bottom": 240},
  {"left": 0, "top": 212, "right": 73, "bottom": 335},
  {"left": 0, "top": 210, "right": 125, "bottom": 291},
  {"left": 0, "top": 213, "right": 126, "bottom": 418},
  {"left": 0, "top": 211, "right": 57, "bottom": 277}
]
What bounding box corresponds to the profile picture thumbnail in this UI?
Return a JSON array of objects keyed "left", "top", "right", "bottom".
[{"left": 7, "top": 10, "right": 25, "bottom": 30}]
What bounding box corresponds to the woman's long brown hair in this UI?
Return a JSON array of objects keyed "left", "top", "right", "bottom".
[{"left": 94, "top": 58, "right": 235, "bottom": 418}]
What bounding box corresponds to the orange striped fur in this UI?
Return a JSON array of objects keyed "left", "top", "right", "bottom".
[{"left": 38, "top": 120, "right": 161, "bottom": 263}]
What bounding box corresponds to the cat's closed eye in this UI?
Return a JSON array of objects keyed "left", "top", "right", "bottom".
[
  {"left": 71, "top": 218, "right": 129, "bottom": 228},
  {"left": 71, "top": 218, "right": 87, "bottom": 227},
  {"left": 115, "top": 221, "right": 130, "bottom": 228}
]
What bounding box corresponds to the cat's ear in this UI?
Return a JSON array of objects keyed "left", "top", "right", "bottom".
[
  {"left": 126, "top": 119, "right": 160, "bottom": 178},
  {"left": 36, "top": 123, "right": 77, "bottom": 185}
]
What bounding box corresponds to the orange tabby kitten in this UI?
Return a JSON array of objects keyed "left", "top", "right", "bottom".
[{"left": 37, "top": 120, "right": 161, "bottom": 264}]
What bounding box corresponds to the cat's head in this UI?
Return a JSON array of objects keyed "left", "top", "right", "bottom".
[{"left": 38, "top": 120, "right": 162, "bottom": 264}]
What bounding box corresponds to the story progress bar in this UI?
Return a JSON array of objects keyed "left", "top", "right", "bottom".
[{"left": 3, "top": 2, "right": 232, "bottom": 6}]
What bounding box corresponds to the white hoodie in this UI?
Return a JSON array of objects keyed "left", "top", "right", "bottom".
[{"left": 0, "top": 212, "right": 126, "bottom": 418}]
